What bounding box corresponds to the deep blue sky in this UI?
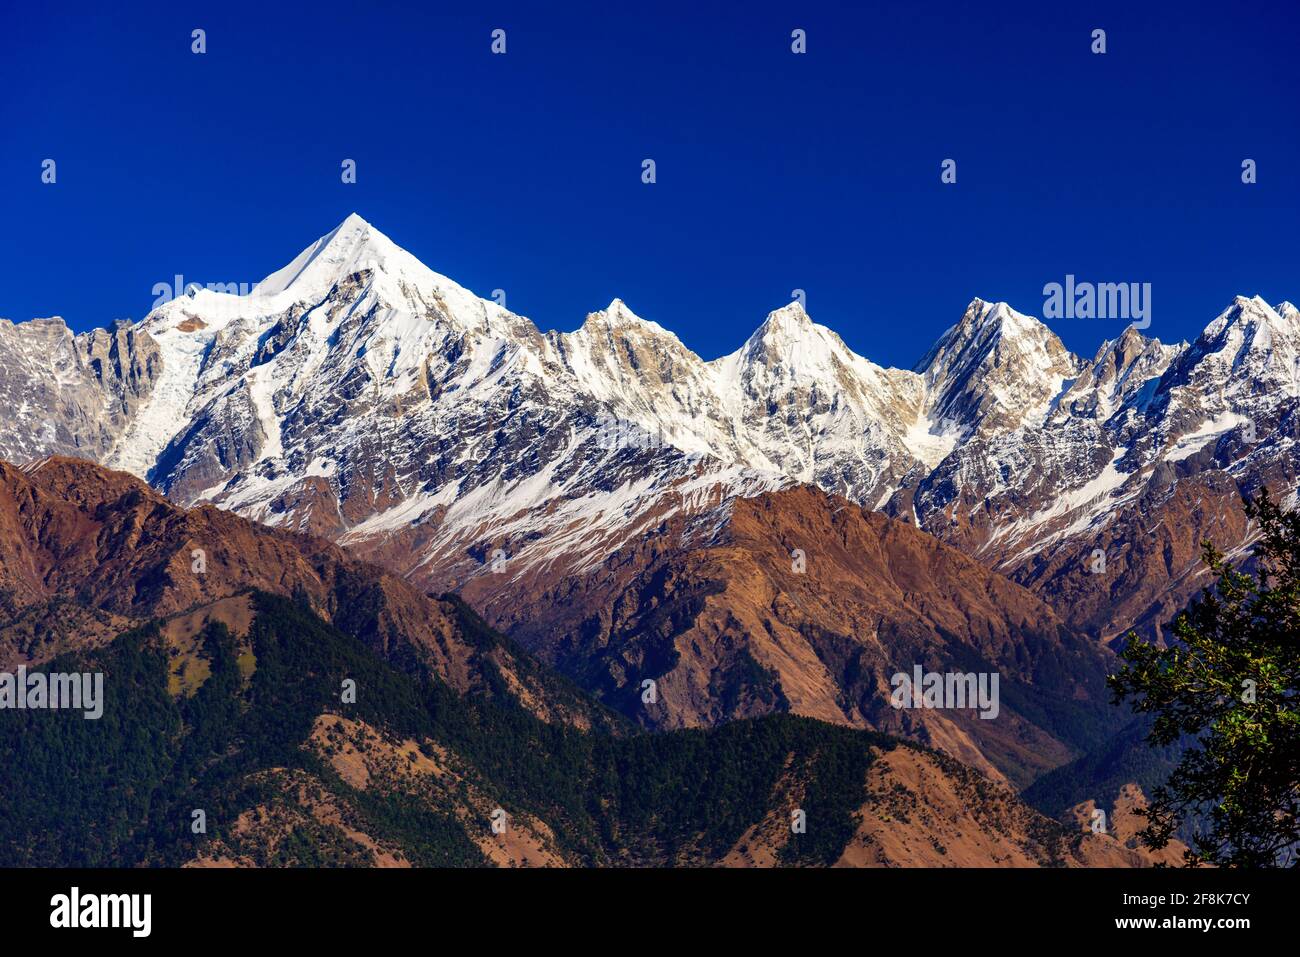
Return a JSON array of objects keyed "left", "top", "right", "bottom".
[{"left": 1, "top": 0, "right": 1295, "bottom": 368}]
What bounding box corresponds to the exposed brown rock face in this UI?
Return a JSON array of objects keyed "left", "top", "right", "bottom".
[
  {"left": 1006, "top": 470, "right": 1255, "bottom": 645},
  {"left": 722, "top": 747, "right": 1172, "bottom": 868},
  {"left": 0, "top": 457, "right": 1171, "bottom": 870},
  {"left": 463, "top": 485, "right": 1118, "bottom": 788},
  {"left": 0, "top": 456, "right": 608, "bottom": 728},
  {"left": 188, "top": 718, "right": 1126, "bottom": 870},
  {"left": 1068, "top": 783, "right": 1191, "bottom": 867}
]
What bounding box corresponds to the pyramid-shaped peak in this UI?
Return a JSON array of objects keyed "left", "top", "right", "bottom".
[
  {"left": 959, "top": 298, "right": 1042, "bottom": 335},
  {"left": 748, "top": 300, "right": 816, "bottom": 340},
  {"left": 589, "top": 297, "right": 645, "bottom": 325},
  {"left": 1088, "top": 324, "right": 1172, "bottom": 374},
  {"left": 769, "top": 299, "right": 813, "bottom": 322},
  {"left": 254, "top": 213, "right": 410, "bottom": 300},
  {"left": 1113, "top": 323, "right": 1157, "bottom": 352},
  {"left": 1224, "top": 294, "right": 1278, "bottom": 317},
  {"left": 917, "top": 299, "right": 1063, "bottom": 375},
  {"left": 308, "top": 212, "right": 393, "bottom": 257},
  {"left": 1201, "top": 295, "right": 1287, "bottom": 338},
  {"left": 578, "top": 298, "right": 677, "bottom": 341},
  {"left": 605, "top": 297, "right": 637, "bottom": 319},
  {"left": 731, "top": 299, "right": 864, "bottom": 373},
  {"left": 915, "top": 297, "right": 1078, "bottom": 433}
]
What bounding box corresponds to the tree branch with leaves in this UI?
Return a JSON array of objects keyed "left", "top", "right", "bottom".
[{"left": 1109, "top": 487, "right": 1300, "bottom": 867}]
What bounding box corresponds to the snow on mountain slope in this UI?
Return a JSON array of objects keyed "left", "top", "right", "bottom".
[
  {"left": 917, "top": 298, "right": 1081, "bottom": 438},
  {"left": 544, "top": 298, "right": 746, "bottom": 461},
  {"left": 711, "top": 303, "right": 940, "bottom": 501},
  {"left": 2, "top": 214, "right": 1297, "bottom": 642},
  {"left": 1053, "top": 326, "right": 1182, "bottom": 423},
  {"left": 106, "top": 291, "right": 242, "bottom": 476},
  {"left": 546, "top": 298, "right": 943, "bottom": 506},
  {"left": 1149, "top": 296, "right": 1300, "bottom": 453}
]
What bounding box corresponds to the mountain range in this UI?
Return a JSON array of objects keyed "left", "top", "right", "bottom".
[
  {"left": 0, "top": 456, "right": 1172, "bottom": 867},
  {"left": 2, "top": 213, "right": 1291, "bottom": 865}
]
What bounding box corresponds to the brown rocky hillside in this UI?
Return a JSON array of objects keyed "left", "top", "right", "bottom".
[{"left": 465, "top": 485, "right": 1120, "bottom": 788}]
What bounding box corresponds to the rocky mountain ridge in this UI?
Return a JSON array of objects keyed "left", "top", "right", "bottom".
[{"left": 2, "top": 214, "right": 1294, "bottom": 650}]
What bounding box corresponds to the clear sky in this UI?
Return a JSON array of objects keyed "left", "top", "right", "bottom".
[{"left": 0, "top": 0, "right": 1295, "bottom": 369}]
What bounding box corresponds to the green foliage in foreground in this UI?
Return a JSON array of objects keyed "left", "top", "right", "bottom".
[
  {"left": 1110, "top": 488, "right": 1300, "bottom": 867},
  {"left": 0, "top": 592, "right": 887, "bottom": 867}
]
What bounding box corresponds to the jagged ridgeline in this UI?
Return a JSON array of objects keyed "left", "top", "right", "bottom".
[
  {"left": 4, "top": 214, "right": 1296, "bottom": 664},
  {"left": 0, "top": 592, "right": 886, "bottom": 867}
]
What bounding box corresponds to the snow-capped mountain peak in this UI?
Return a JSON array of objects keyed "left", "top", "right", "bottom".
[
  {"left": 1185, "top": 296, "right": 1295, "bottom": 370},
  {"left": 733, "top": 301, "right": 860, "bottom": 373},
  {"left": 250, "top": 213, "right": 528, "bottom": 346},
  {"left": 579, "top": 298, "right": 676, "bottom": 338},
  {"left": 3, "top": 215, "right": 1296, "bottom": 646},
  {"left": 916, "top": 298, "right": 1078, "bottom": 437},
  {"left": 1053, "top": 325, "right": 1178, "bottom": 421},
  {"left": 252, "top": 212, "right": 441, "bottom": 305},
  {"left": 758, "top": 298, "right": 814, "bottom": 329}
]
